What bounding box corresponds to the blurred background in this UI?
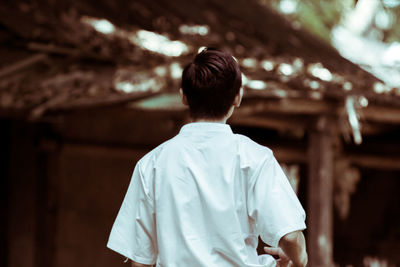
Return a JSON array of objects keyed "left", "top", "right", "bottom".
[{"left": 1, "top": 0, "right": 400, "bottom": 266}]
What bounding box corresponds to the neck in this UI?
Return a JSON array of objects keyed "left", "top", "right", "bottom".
[
  {"left": 191, "top": 106, "right": 234, "bottom": 124},
  {"left": 192, "top": 117, "right": 228, "bottom": 124}
]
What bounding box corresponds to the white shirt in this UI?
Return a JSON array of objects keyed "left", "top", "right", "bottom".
[{"left": 107, "top": 122, "right": 306, "bottom": 267}]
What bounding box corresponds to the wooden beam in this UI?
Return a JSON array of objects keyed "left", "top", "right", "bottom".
[
  {"left": 48, "top": 139, "right": 400, "bottom": 171},
  {"left": 128, "top": 94, "right": 400, "bottom": 126},
  {"left": 307, "top": 115, "right": 334, "bottom": 266},
  {"left": 269, "top": 146, "right": 307, "bottom": 164},
  {"left": 60, "top": 142, "right": 149, "bottom": 160},
  {"left": 52, "top": 138, "right": 307, "bottom": 165},
  {"left": 229, "top": 114, "right": 308, "bottom": 132},
  {"left": 0, "top": 54, "right": 47, "bottom": 79},
  {"left": 362, "top": 105, "right": 400, "bottom": 124},
  {"left": 129, "top": 95, "right": 334, "bottom": 115},
  {"left": 239, "top": 98, "right": 400, "bottom": 125},
  {"left": 239, "top": 98, "right": 335, "bottom": 116},
  {"left": 231, "top": 113, "right": 397, "bottom": 138},
  {"left": 257, "top": 141, "right": 400, "bottom": 170},
  {"left": 58, "top": 139, "right": 308, "bottom": 165},
  {"left": 270, "top": 144, "right": 400, "bottom": 170},
  {"left": 348, "top": 154, "right": 400, "bottom": 170},
  {"left": 27, "top": 43, "right": 111, "bottom": 62},
  {"left": 30, "top": 91, "right": 161, "bottom": 121},
  {"left": 50, "top": 91, "right": 160, "bottom": 111}
]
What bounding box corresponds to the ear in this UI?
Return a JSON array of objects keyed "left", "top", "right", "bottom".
[
  {"left": 233, "top": 87, "right": 243, "bottom": 108},
  {"left": 180, "top": 88, "right": 188, "bottom": 106}
]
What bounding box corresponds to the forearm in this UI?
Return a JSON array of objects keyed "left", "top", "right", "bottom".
[{"left": 278, "top": 231, "right": 308, "bottom": 267}]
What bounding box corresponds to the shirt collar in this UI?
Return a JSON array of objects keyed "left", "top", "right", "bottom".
[{"left": 179, "top": 122, "right": 233, "bottom": 134}]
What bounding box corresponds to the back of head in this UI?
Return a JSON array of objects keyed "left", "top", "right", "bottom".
[{"left": 181, "top": 48, "right": 242, "bottom": 119}]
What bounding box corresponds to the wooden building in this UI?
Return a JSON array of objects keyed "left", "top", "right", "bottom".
[{"left": 1, "top": 0, "right": 400, "bottom": 266}]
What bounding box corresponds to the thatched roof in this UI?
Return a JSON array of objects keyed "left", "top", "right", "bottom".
[{"left": 1, "top": 0, "right": 399, "bottom": 120}]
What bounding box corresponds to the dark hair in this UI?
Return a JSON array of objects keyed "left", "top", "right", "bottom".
[{"left": 181, "top": 48, "right": 242, "bottom": 119}]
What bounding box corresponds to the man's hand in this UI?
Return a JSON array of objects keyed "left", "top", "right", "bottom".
[{"left": 264, "top": 247, "right": 292, "bottom": 267}]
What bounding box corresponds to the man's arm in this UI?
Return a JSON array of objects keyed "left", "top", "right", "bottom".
[
  {"left": 131, "top": 261, "right": 153, "bottom": 267},
  {"left": 278, "top": 230, "right": 307, "bottom": 267}
]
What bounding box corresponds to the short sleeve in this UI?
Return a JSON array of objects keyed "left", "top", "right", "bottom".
[
  {"left": 107, "top": 163, "right": 157, "bottom": 265},
  {"left": 247, "top": 155, "right": 306, "bottom": 247}
]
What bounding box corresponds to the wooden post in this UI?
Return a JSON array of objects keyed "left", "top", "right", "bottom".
[
  {"left": 0, "top": 120, "right": 12, "bottom": 267},
  {"left": 307, "top": 115, "right": 334, "bottom": 266},
  {"left": 34, "top": 139, "right": 61, "bottom": 267}
]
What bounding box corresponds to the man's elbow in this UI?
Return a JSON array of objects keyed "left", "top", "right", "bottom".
[
  {"left": 296, "top": 250, "right": 308, "bottom": 267},
  {"left": 279, "top": 231, "right": 308, "bottom": 267},
  {"left": 131, "top": 261, "right": 153, "bottom": 267}
]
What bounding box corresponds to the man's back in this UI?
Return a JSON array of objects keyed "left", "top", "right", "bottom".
[{"left": 107, "top": 122, "right": 305, "bottom": 267}]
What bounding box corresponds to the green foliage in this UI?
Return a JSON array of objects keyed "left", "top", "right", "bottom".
[
  {"left": 295, "top": 1, "right": 335, "bottom": 41},
  {"left": 261, "top": 0, "right": 400, "bottom": 43},
  {"left": 385, "top": 5, "right": 400, "bottom": 42}
]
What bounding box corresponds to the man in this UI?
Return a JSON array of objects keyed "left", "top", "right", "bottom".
[{"left": 107, "top": 48, "right": 307, "bottom": 267}]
